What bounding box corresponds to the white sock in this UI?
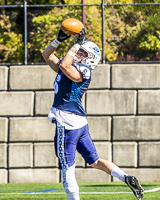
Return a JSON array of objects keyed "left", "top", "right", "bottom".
[
  {"left": 111, "top": 166, "right": 128, "bottom": 182},
  {"left": 66, "top": 191, "right": 80, "bottom": 200},
  {"left": 61, "top": 164, "right": 80, "bottom": 200}
]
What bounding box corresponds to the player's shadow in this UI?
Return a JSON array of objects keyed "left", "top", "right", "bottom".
[
  {"left": 84, "top": 184, "right": 160, "bottom": 187},
  {"left": 140, "top": 184, "right": 160, "bottom": 187},
  {"left": 83, "top": 184, "right": 127, "bottom": 187}
]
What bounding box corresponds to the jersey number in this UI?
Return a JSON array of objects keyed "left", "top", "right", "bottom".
[{"left": 54, "top": 74, "right": 61, "bottom": 94}]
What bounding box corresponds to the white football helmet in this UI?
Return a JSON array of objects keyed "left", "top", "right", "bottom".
[{"left": 75, "top": 40, "right": 101, "bottom": 70}]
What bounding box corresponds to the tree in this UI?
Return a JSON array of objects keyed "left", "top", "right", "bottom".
[
  {"left": 0, "top": 0, "right": 160, "bottom": 63},
  {"left": 0, "top": 8, "right": 23, "bottom": 63}
]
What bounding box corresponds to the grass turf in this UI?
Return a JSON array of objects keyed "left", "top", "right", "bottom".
[{"left": 0, "top": 182, "right": 160, "bottom": 199}]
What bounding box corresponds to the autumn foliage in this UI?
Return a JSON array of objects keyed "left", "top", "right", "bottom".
[{"left": 0, "top": 0, "right": 160, "bottom": 63}]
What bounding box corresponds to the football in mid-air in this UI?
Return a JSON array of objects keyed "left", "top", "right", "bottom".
[{"left": 61, "top": 18, "right": 84, "bottom": 35}]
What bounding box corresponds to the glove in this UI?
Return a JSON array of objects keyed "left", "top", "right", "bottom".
[
  {"left": 57, "top": 28, "right": 71, "bottom": 42},
  {"left": 75, "top": 28, "right": 87, "bottom": 45}
]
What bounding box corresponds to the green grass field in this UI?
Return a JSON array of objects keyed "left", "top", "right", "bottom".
[{"left": 0, "top": 182, "right": 160, "bottom": 199}]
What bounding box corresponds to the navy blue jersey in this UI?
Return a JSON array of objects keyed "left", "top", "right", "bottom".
[{"left": 52, "top": 62, "right": 91, "bottom": 116}]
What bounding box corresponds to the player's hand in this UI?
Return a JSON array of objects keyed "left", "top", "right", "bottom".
[
  {"left": 57, "top": 28, "right": 71, "bottom": 42},
  {"left": 75, "top": 28, "right": 87, "bottom": 45}
]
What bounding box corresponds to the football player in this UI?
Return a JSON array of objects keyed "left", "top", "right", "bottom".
[{"left": 42, "top": 27, "right": 144, "bottom": 200}]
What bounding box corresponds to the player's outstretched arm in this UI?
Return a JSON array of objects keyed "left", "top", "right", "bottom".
[
  {"left": 59, "top": 28, "right": 87, "bottom": 82},
  {"left": 42, "top": 44, "right": 59, "bottom": 73},
  {"left": 42, "top": 29, "right": 71, "bottom": 73}
]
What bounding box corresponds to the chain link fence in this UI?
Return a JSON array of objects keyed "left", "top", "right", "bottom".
[{"left": 1, "top": 1, "right": 160, "bottom": 65}]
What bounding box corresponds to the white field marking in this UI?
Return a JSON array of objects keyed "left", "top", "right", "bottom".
[
  {"left": 1, "top": 187, "right": 160, "bottom": 195},
  {"left": 144, "top": 187, "right": 160, "bottom": 193}
]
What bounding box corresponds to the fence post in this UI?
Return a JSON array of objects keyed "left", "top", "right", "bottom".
[
  {"left": 82, "top": 0, "right": 85, "bottom": 26},
  {"left": 102, "top": 0, "right": 105, "bottom": 64},
  {"left": 24, "top": 0, "right": 27, "bottom": 65}
]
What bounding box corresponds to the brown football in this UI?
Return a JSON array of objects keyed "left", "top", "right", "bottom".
[{"left": 61, "top": 18, "right": 84, "bottom": 35}]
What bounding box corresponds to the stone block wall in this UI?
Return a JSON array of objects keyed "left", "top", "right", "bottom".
[{"left": 0, "top": 64, "right": 160, "bottom": 183}]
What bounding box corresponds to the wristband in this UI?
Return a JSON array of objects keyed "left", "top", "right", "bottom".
[
  {"left": 50, "top": 38, "right": 61, "bottom": 48},
  {"left": 67, "top": 50, "right": 76, "bottom": 59},
  {"left": 71, "top": 43, "right": 81, "bottom": 53}
]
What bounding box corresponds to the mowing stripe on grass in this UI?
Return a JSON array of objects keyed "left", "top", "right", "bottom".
[
  {"left": 0, "top": 192, "right": 132, "bottom": 195},
  {"left": 0, "top": 187, "right": 160, "bottom": 195}
]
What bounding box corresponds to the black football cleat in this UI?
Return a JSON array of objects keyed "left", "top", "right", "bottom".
[{"left": 125, "top": 175, "right": 144, "bottom": 200}]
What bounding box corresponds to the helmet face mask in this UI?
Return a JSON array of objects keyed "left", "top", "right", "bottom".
[
  {"left": 76, "top": 48, "right": 88, "bottom": 60},
  {"left": 75, "top": 41, "right": 101, "bottom": 70}
]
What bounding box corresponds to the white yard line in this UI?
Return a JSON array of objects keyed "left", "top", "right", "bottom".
[{"left": 144, "top": 187, "right": 160, "bottom": 193}]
